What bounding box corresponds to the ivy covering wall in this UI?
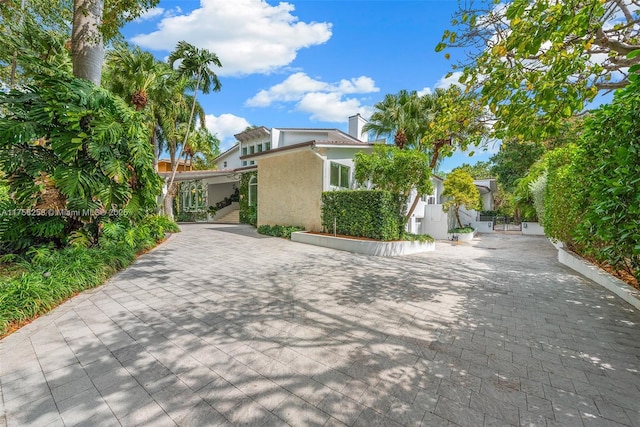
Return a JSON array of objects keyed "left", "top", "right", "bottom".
[
  {"left": 321, "top": 190, "right": 405, "bottom": 241},
  {"left": 239, "top": 171, "right": 257, "bottom": 226}
]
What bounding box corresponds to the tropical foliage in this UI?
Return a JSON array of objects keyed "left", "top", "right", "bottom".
[
  {"left": 442, "top": 169, "right": 481, "bottom": 228},
  {"left": 438, "top": 0, "right": 639, "bottom": 141},
  {"left": 0, "top": 62, "right": 162, "bottom": 252},
  {"left": 354, "top": 145, "right": 433, "bottom": 223},
  {"left": 364, "top": 87, "right": 490, "bottom": 168},
  {"left": 0, "top": 214, "right": 178, "bottom": 336}
]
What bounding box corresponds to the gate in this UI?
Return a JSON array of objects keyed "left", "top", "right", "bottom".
[{"left": 493, "top": 215, "right": 522, "bottom": 232}]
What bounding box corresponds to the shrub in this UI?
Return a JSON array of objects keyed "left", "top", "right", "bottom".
[
  {"left": 402, "top": 233, "right": 435, "bottom": 243},
  {"left": 529, "top": 173, "right": 547, "bottom": 225},
  {"left": 448, "top": 227, "right": 474, "bottom": 234},
  {"left": 543, "top": 144, "right": 584, "bottom": 245},
  {"left": 257, "top": 224, "right": 304, "bottom": 239},
  {"left": 0, "top": 66, "right": 162, "bottom": 254},
  {"left": 321, "top": 190, "right": 405, "bottom": 241},
  {"left": 0, "top": 214, "right": 179, "bottom": 336},
  {"left": 572, "top": 79, "right": 640, "bottom": 281}
]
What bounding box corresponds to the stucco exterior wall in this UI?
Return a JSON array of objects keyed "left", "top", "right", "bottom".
[{"left": 257, "top": 149, "right": 324, "bottom": 231}]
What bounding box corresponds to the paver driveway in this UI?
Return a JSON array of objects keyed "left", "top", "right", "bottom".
[{"left": 1, "top": 224, "right": 639, "bottom": 427}]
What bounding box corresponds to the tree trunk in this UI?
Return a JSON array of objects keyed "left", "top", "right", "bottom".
[
  {"left": 163, "top": 182, "right": 177, "bottom": 220},
  {"left": 404, "top": 192, "right": 422, "bottom": 227},
  {"left": 72, "top": 0, "right": 104, "bottom": 85},
  {"left": 455, "top": 207, "right": 462, "bottom": 228},
  {"left": 152, "top": 125, "right": 159, "bottom": 172}
]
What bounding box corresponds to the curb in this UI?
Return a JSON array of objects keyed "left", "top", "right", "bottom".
[{"left": 558, "top": 247, "right": 640, "bottom": 311}]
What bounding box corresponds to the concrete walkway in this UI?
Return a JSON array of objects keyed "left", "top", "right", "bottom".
[{"left": 1, "top": 224, "right": 639, "bottom": 426}]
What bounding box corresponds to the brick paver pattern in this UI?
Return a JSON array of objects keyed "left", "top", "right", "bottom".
[{"left": 1, "top": 224, "right": 639, "bottom": 426}]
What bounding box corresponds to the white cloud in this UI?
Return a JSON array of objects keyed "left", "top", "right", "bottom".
[
  {"left": 134, "top": 7, "right": 164, "bottom": 22},
  {"left": 245, "top": 72, "right": 378, "bottom": 122},
  {"left": 435, "top": 71, "right": 464, "bottom": 89},
  {"left": 245, "top": 72, "right": 329, "bottom": 107},
  {"left": 297, "top": 92, "right": 374, "bottom": 122},
  {"left": 131, "top": 0, "right": 332, "bottom": 76},
  {"left": 417, "top": 87, "right": 432, "bottom": 96},
  {"left": 205, "top": 113, "right": 251, "bottom": 150}
]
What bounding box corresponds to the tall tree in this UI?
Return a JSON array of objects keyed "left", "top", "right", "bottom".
[
  {"left": 71, "top": 0, "right": 104, "bottom": 84},
  {"left": 442, "top": 169, "right": 482, "bottom": 229},
  {"left": 490, "top": 140, "right": 545, "bottom": 193},
  {"left": 162, "top": 41, "right": 222, "bottom": 219},
  {"left": 103, "top": 43, "right": 168, "bottom": 111},
  {"left": 452, "top": 161, "right": 493, "bottom": 179},
  {"left": 363, "top": 90, "right": 424, "bottom": 150},
  {"left": 437, "top": 0, "right": 640, "bottom": 141},
  {"left": 183, "top": 127, "right": 220, "bottom": 170},
  {"left": 70, "top": 0, "right": 159, "bottom": 83},
  {"left": 363, "top": 87, "right": 489, "bottom": 221}
]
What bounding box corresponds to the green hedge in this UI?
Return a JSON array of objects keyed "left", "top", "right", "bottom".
[
  {"left": 257, "top": 224, "right": 304, "bottom": 239},
  {"left": 321, "top": 190, "right": 405, "bottom": 241}
]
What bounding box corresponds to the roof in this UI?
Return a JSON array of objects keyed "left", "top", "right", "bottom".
[
  {"left": 273, "top": 128, "right": 364, "bottom": 144},
  {"left": 241, "top": 140, "right": 374, "bottom": 160},
  {"left": 213, "top": 143, "right": 239, "bottom": 161},
  {"left": 158, "top": 170, "right": 233, "bottom": 181},
  {"left": 234, "top": 126, "right": 270, "bottom": 142},
  {"left": 158, "top": 158, "right": 189, "bottom": 165}
]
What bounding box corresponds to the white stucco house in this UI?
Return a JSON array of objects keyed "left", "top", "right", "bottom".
[{"left": 160, "top": 114, "right": 496, "bottom": 238}]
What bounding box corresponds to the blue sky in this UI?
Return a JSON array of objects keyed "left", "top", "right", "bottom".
[{"left": 121, "top": 0, "right": 496, "bottom": 172}]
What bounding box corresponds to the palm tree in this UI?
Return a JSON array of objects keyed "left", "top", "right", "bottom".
[
  {"left": 183, "top": 127, "right": 219, "bottom": 170},
  {"left": 155, "top": 76, "right": 208, "bottom": 219},
  {"left": 165, "top": 41, "right": 221, "bottom": 187},
  {"left": 363, "top": 90, "right": 425, "bottom": 150},
  {"left": 103, "top": 43, "right": 168, "bottom": 111}
]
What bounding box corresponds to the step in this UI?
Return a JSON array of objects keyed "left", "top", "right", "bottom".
[{"left": 213, "top": 209, "right": 240, "bottom": 224}]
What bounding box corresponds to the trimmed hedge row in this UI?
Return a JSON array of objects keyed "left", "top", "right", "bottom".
[
  {"left": 257, "top": 224, "right": 304, "bottom": 239},
  {"left": 321, "top": 190, "right": 405, "bottom": 241}
]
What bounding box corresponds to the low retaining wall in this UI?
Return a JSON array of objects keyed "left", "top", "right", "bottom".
[
  {"left": 471, "top": 221, "right": 494, "bottom": 234},
  {"left": 291, "top": 232, "right": 435, "bottom": 257},
  {"left": 558, "top": 247, "right": 640, "bottom": 310},
  {"left": 522, "top": 222, "right": 545, "bottom": 235}
]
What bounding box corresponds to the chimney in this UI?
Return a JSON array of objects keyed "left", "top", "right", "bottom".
[{"left": 348, "top": 113, "right": 368, "bottom": 142}]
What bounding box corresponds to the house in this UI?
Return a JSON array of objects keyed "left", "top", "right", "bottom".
[
  {"left": 160, "top": 114, "right": 496, "bottom": 237},
  {"left": 160, "top": 115, "right": 377, "bottom": 228},
  {"left": 157, "top": 158, "right": 193, "bottom": 173}
]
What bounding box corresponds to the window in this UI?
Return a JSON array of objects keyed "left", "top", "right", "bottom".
[
  {"left": 180, "top": 181, "right": 207, "bottom": 212},
  {"left": 265, "top": 142, "right": 271, "bottom": 150},
  {"left": 422, "top": 194, "right": 436, "bottom": 204},
  {"left": 248, "top": 175, "right": 258, "bottom": 206},
  {"left": 223, "top": 161, "right": 227, "bottom": 168},
  {"left": 257, "top": 144, "right": 263, "bottom": 152},
  {"left": 242, "top": 147, "right": 247, "bottom": 156},
  {"left": 242, "top": 160, "right": 247, "bottom": 166},
  {"left": 330, "top": 162, "right": 350, "bottom": 189},
  {"left": 249, "top": 145, "right": 255, "bottom": 154}
]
